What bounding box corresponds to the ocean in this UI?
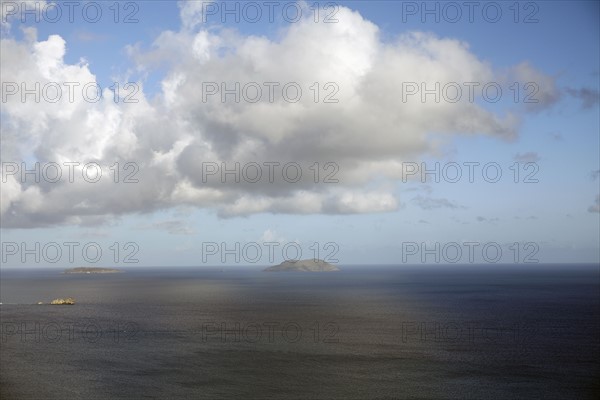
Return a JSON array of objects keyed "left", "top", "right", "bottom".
[{"left": 1, "top": 265, "right": 599, "bottom": 399}]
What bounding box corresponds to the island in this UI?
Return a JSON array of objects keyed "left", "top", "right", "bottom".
[
  {"left": 264, "top": 259, "right": 340, "bottom": 272},
  {"left": 63, "top": 267, "right": 123, "bottom": 274},
  {"left": 50, "top": 297, "right": 75, "bottom": 305}
]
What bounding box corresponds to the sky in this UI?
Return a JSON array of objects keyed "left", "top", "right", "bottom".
[{"left": 0, "top": 0, "right": 599, "bottom": 267}]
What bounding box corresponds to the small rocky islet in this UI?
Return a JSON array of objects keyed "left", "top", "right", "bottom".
[
  {"left": 63, "top": 267, "right": 123, "bottom": 274},
  {"left": 263, "top": 259, "right": 340, "bottom": 272},
  {"left": 36, "top": 297, "right": 75, "bottom": 305},
  {"left": 49, "top": 297, "right": 75, "bottom": 305}
]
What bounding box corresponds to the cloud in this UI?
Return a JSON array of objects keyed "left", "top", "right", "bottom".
[
  {"left": 588, "top": 195, "right": 600, "bottom": 213},
  {"left": 412, "top": 196, "right": 466, "bottom": 210},
  {"left": 259, "top": 229, "right": 286, "bottom": 243},
  {"left": 72, "top": 30, "right": 110, "bottom": 43},
  {"left": 513, "top": 152, "right": 540, "bottom": 163},
  {"left": 476, "top": 216, "right": 499, "bottom": 223},
  {"left": 1, "top": 0, "right": 47, "bottom": 32},
  {"left": 138, "top": 220, "right": 196, "bottom": 235},
  {"left": 80, "top": 230, "right": 110, "bottom": 238},
  {"left": 507, "top": 62, "right": 560, "bottom": 112},
  {"left": 404, "top": 184, "right": 433, "bottom": 195},
  {"left": 566, "top": 87, "right": 600, "bottom": 109},
  {"left": 1, "top": 4, "right": 548, "bottom": 228}
]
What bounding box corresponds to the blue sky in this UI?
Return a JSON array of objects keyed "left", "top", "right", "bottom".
[{"left": 1, "top": 1, "right": 598, "bottom": 267}]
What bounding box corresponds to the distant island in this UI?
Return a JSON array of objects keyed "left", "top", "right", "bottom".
[
  {"left": 264, "top": 259, "right": 340, "bottom": 272},
  {"left": 64, "top": 267, "right": 123, "bottom": 274},
  {"left": 50, "top": 297, "right": 75, "bottom": 305}
]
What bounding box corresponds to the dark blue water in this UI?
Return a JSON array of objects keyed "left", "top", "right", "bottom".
[{"left": 1, "top": 265, "right": 599, "bottom": 399}]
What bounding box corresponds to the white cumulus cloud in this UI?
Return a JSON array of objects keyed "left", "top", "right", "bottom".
[{"left": 1, "top": 4, "right": 556, "bottom": 228}]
